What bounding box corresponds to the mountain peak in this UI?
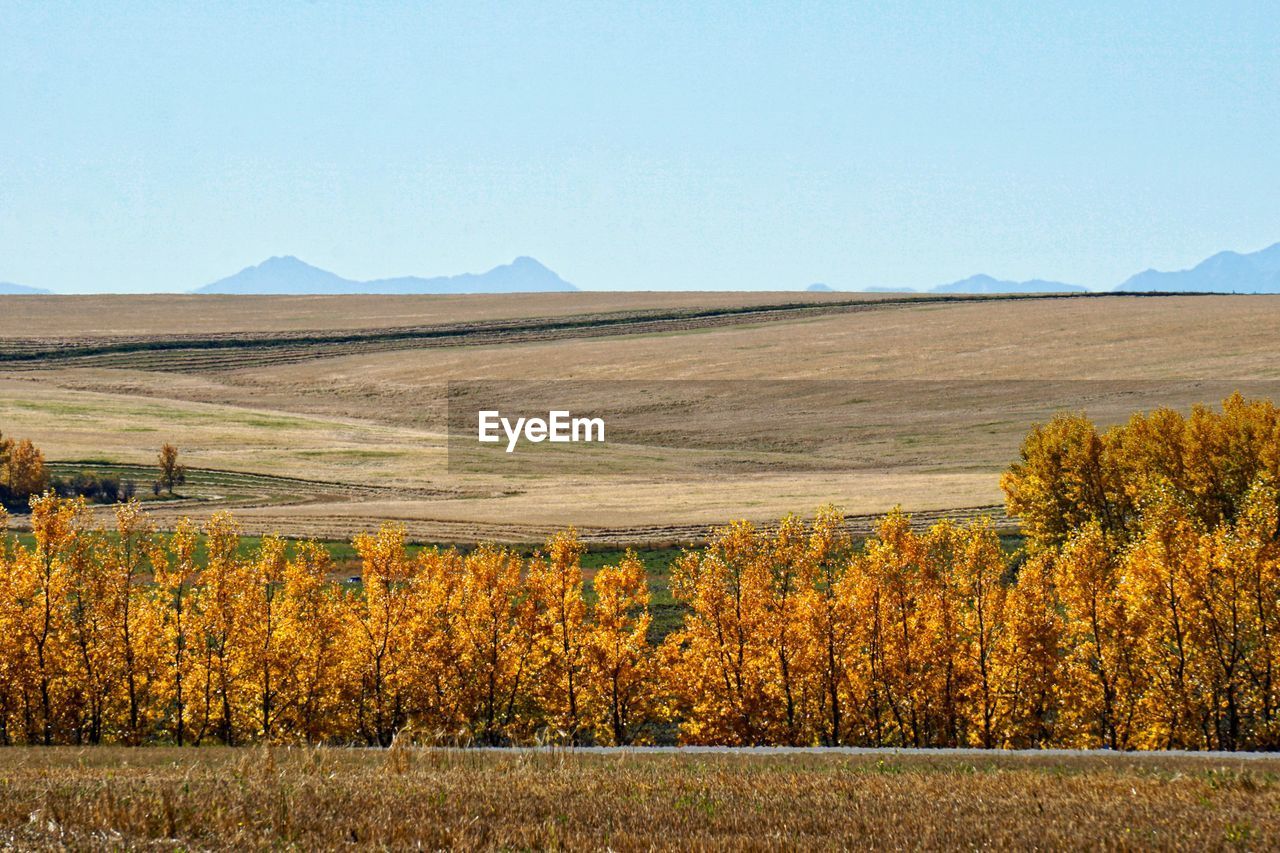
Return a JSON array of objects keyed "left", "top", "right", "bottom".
[
  {"left": 955, "top": 274, "right": 999, "bottom": 287},
  {"left": 252, "top": 255, "right": 315, "bottom": 272}
]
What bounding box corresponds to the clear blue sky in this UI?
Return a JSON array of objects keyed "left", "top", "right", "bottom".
[{"left": 3, "top": 1, "right": 1278, "bottom": 293}]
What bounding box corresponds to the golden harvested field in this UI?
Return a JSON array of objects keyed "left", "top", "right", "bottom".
[
  {"left": 0, "top": 290, "right": 872, "bottom": 338},
  {"left": 2, "top": 746, "right": 1278, "bottom": 850},
  {"left": 2, "top": 291, "right": 1279, "bottom": 542}
]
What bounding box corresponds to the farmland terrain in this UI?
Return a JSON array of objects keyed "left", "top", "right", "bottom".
[{"left": 2, "top": 291, "right": 1277, "bottom": 543}]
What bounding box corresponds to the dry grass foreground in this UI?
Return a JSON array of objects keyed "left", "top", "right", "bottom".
[{"left": 1, "top": 747, "right": 1277, "bottom": 850}]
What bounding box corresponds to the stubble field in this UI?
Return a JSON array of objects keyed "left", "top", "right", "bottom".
[{"left": 2, "top": 746, "right": 1278, "bottom": 850}]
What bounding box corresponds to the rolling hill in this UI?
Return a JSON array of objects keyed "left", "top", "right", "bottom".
[{"left": 1, "top": 290, "right": 1272, "bottom": 544}]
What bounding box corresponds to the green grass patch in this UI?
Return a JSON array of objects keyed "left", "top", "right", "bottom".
[{"left": 296, "top": 449, "right": 405, "bottom": 461}]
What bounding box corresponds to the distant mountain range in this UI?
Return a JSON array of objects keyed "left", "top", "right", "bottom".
[
  {"left": 195, "top": 255, "right": 577, "bottom": 295},
  {"left": 930, "top": 274, "right": 1086, "bottom": 294},
  {"left": 8, "top": 242, "right": 1280, "bottom": 294},
  {"left": 817, "top": 242, "right": 1280, "bottom": 294},
  {"left": 1116, "top": 242, "right": 1280, "bottom": 293},
  {"left": 0, "top": 281, "right": 50, "bottom": 295},
  {"left": 818, "top": 274, "right": 1086, "bottom": 294}
]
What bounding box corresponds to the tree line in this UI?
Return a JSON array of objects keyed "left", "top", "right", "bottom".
[
  {"left": 0, "top": 501, "right": 658, "bottom": 747},
  {"left": 2, "top": 393, "right": 1280, "bottom": 749}
]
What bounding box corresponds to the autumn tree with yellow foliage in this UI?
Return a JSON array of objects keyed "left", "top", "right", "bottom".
[
  {"left": 149, "top": 518, "right": 200, "bottom": 745},
  {"left": 663, "top": 520, "right": 780, "bottom": 745},
  {"left": 0, "top": 430, "right": 49, "bottom": 507},
  {"left": 585, "top": 550, "right": 656, "bottom": 745},
  {"left": 528, "top": 529, "right": 589, "bottom": 743},
  {"left": 348, "top": 523, "right": 419, "bottom": 746}
]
